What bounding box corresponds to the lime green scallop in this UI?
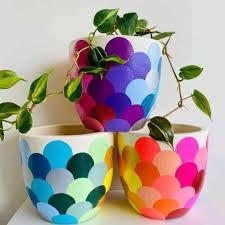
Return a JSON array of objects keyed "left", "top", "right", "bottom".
[
  {"left": 79, "top": 207, "right": 100, "bottom": 223},
  {"left": 124, "top": 169, "right": 142, "bottom": 193},
  {"left": 88, "top": 138, "right": 109, "bottom": 163},
  {"left": 66, "top": 178, "right": 93, "bottom": 203}
]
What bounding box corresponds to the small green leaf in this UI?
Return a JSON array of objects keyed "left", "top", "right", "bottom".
[
  {"left": 94, "top": 9, "right": 119, "bottom": 33},
  {"left": 101, "top": 55, "right": 126, "bottom": 64},
  {"left": 88, "top": 47, "right": 107, "bottom": 67},
  {"left": 0, "top": 102, "right": 20, "bottom": 120},
  {"left": 16, "top": 108, "right": 33, "bottom": 134},
  {"left": 192, "top": 89, "right": 212, "bottom": 119},
  {"left": 28, "top": 71, "right": 52, "bottom": 104},
  {"left": 153, "top": 32, "right": 175, "bottom": 40},
  {"left": 79, "top": 66, "right": 106, "bottom": 74},
  {"left": 148, "top": 116, "right": 174, "bottom": 149},
  {"left": 118, "top": 13, "right": 138, "bottom": 35},
  {"left": 179, "top": 65, "right": 203, "bottom": 80},
  {"left": 64, "top": 76, "right": 83, "bottom": 102},
  {"left": 0, "top": 70, "right": 26, "bottom": 89},
  {"left": 0, "top": 121, "right": 4, "bottom": 141},
  {"left": 136, "top": 19, "right": 148, "bottom": 32}
]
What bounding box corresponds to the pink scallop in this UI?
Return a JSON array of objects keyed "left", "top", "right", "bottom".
[
  {"left": 152, "top": 176, "right": 180, "bottom": 198},
  {"left": 175, "top": 162, "right": 198, "bottom": 187},
  {"left": 184, "top": 194, "right": 199, "bottom": 209},
  {"left": 176, "top": 137, "right": 199, "bottom": 163},
  {"left": 195, "top": 147, "right": 208, "bottom": 171},
  {"left": 82, "top": 74, "right": 93, "bottom": 93},
  {"left": 75, "top": 103, "right": 86, "bottom": 120},
  {"left": 174, "top": 186, "right": 195, "bottom": 207},
  {"left": 82, "top": 117, "right": 104, "bottom": 132}
]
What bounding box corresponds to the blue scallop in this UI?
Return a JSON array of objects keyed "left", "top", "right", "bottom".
[
  {"left": 52, "top": 215, "right": 78, "bottom": 224},
  {"left": 141, "top": 94, "right": 156, "bottom": 117},
  {"left": 126, "top": 79, "right": 150, "bottom": 104},
  {"left": 26, "top": 187, "right": 39, "bottom": 207},
  {"left": 31, "top": 179, "right": 54, "bottom": 203},
  {"left": 37, "top": 202, "right": 59, "bottom": 222},
  {"left": 43, "top": 140, "right": 73, "bottom": 169},
  {"left": 28, "top": 153, "right": 51, "bottom": 179},
  {"left": 20, "top": 139, "right": 31, "bottom": 166},
  {"left": 147, "top": 42, "right": 161, "bottom": 71},
  {"left": 104, "top": 119, "right": 130, "bottom": 132},
  {"left": 88, "top": 163, "right": 107, "bottom": 187}
]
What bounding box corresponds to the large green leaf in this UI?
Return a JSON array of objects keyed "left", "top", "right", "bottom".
[
  {"left": 88, "top": 47, "right": 107, "bottom": 67},
  {"left": 153, "top": 32, "right": 175, "bottom": 40},
  {"left": 0, "top": 102, "right": 20, "bottom": 120},
  {"left": 16, "top": 108, "right": 33, "bottom": 133},
  {"left": 0, "top": 121, "right": 4, "bottom": 141},
  {"left": 192, "top": 89, "right": 212, "bottom": 119},
  {"left": 94, "top": 9, "right": 119, "bottom": 33},
  {"left": 136, "top": 19, "right": 148, "bottom": 32},
  {"left": 179, "top": 65, "right": 203, "bottom": 80},
  {"left": 0, "top": 70, "right": 25, "bottom": 89},
  {"left": 148, "top": 116, "right": 174, "bottom": 149},
  {"left": 118, "top": 13, "right": 138, "bottom": 35},
  {"left": 101, "top": 55, "right": 126, "bottom": 64}
]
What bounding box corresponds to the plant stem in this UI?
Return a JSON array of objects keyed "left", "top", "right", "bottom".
[{"left": 2, "top": 120, "right": 16, "bottom": 125}]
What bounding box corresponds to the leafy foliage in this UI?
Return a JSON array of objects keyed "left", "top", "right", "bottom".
[
  {"left": 118, "top": 13, "right": 138, "bottom": 35},
  {"left": 179, "top": 65, "right": 203, "bottom": 80}
]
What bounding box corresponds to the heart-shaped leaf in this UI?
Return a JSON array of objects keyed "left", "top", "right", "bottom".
[
  {"left": 16, "top": 108, "right": 33, "bottom": 133},
  {"left": 79, "top": 66, "right": 106, "bottom": 74},
  {"left": 101, "top": 55, "right": 126, "bottom": 64},
  {"left": 153, "top": 32, "right": 175, "bottom": 40},
  {"left": 88, "top": 47, "right": 107, "bottom": 67},
  {"left": 0, "top": 70, "right": 26, "bottom": 89},
  {"left": 0, "top": 121, "right": 4, "bottom": 141},
  {"left": 136, "top": 19, "right": 148, "bottom": 32},
  {"left": 192, "top": 89, "right": 211, "bottom": 119},
  {"left": 179, "top": 65, "right": 203, "bottom": 80},
  {"left": 118, "top": 13, "right": 138, "bottom": 35},
  {"left": 0, "top": 102, "right": 20, "bottom": 120},
  {"left": 148, "top": 116, "right": 174, "bottom": 149}
]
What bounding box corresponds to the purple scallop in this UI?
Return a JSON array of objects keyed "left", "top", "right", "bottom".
[
  {"left": 105, "top": 93, "right": 131, "bottom": 117},
  {"left": 126, "top": 52, "right": 151, "bottom": 79},
  {"left": 122, "top": 105, "right": 144, "bottom": 126},
  {"left": 105, "top": 64, "right": 134, "bottom": 93},
  {"left": 87, "top": 77, "right": 115, "bottom": 103},
  {"left": 104, "top": 119, "right": 130, "bottom": 132},
  {"left": 105, "top": 37, "right": 134, "bottom": 61}
]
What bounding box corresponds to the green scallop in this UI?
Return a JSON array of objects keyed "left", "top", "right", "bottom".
[
  {"left": 48, "top": 193, "right": 75, "bottom": 214},
  {"left": 86, "top": 185, "right": 106, "bottom": 207},
  {"left": 79, "top": 207, "right": 100, "bottom": 223},
  {"left": 67, "top": 178, "right": 93, "bottom": 203},
  {"left": 88, "top": 138, "right": 109, "bottom": 163},
  {"left": 67, "top": 153, "right": 94, "bottom": 179}
]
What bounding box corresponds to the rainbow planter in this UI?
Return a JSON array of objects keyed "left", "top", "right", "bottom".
[
  {"left": 69, "top": 35, "right": 162, "bottom": 132},
  {"left": 20, "top": 125, "right": 114, "bottom": 224},
  {"left": 117, "top": 124, "right": 208, "bottom": 220}
]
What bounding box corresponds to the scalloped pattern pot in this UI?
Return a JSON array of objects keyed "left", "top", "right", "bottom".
[
  {"left": 71, "top": 36, "right": 162, "bottom": 132},
  {"left": 117, "top": 133, "right": 208, "bottom": 220},
  {"left": 20, "top": 137, "right": 114, "bottom": 224}
]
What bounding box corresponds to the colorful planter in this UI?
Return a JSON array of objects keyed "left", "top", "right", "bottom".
[
  {"left": 69, "top": 35, "right": 162, "bottom": 132},
  {"left": 117, "top": 124, "right": 208, "bottom": 220},
  {"left": 19, "top": 124, "right": 114, "bottom": 224}
]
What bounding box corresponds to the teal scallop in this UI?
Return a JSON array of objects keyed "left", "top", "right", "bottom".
[
  {"left": 46, "top": 169, "right": 74, "bottom": 194},
  {"left": 88, "top": 163, "right": 107, "bottom": 187},
  {"left": 52, "top": 215, "right": 78, "bottom": 224},
  {"left": 20, "top": 139, "right": 31, "bottom": 166},
  {"left": 37, "top": 202, "right": 59, "bottom": 222},
  {"left": 67, "top": 153, "right": 94, "bottom": 179},
  {"left": 86, "top": 185, "right": 106, "bottom": 207},
  {"left": 43, "top": 140, "right": 73, "bottom": 169},
  {"left": 31, "top": 179, "right": 53, "bottom": 203},
  {"left": 148, "top": 42, "right": 161, "bottom": 71},
  {"left": 67, "top": 202, "right": 92, "bottom": 219},
  {"left": 141, "top": 93, "right": 156, "bottom": 117},
  {"left": 26, "top": 187, "right": 39, "bottom": 207}
]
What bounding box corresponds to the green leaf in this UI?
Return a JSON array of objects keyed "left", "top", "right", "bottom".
[
  {"left": 192, "top": 89, "right": 212, "bottom": 119},
  {"left": 0, "top": 121, "right": 4, "bottom": 141},
  {"left": 179, "top": 65, "right": 203, "bottom": 80},
  {"left": 118, "top": 13, "right": 138, "bottom": 35},
  {"left": 88, "top": 47, "right": 107, "bottom": 67},
  {"left": 136, "top": 19, "right": 148, "bottom": 32},
  {"left": 101, "top": 55, "right": 126, "bottom": 64},
  {"left": 0, "top": 102, "right": 20, "bottom": 120},
  {"left": 28, "top": 71, "right": 52, "bottom": 104},
  {"left": 64, "top": 76, "right": 83, "bottom": 102},
  {"left": 0, "top": 70, "right": 26, "bottom": 89},
  {"left": 16, "top": 108, "right": 33, "bottom": 133},
  {"left": 79, "top": 66, "right": 106, "bottom": 74},
  {"left": 152, "top": 32, "right": 175, "bottom": 40},
  {"left": 147, "top": 116, "right": 174, "bottom": 149},
  {"left": 94, "top": 9, "right": 119, "bottom": 33}
]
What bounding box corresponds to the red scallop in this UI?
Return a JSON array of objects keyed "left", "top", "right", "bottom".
[
  {"left": 135, "top": 137, "right": 160, "bottom": 162},
  {"left": 166, "top": 208, "right": 189, "bottom": 219},
  {"left": 192, "top": 170, "right": 205, "bottom": 193},
  {"left": 91, "top": 104, "right": 116, "bottom": 125},
  {"left": 141, "top": 208, "right": 165, "bottom": 220},
  {"left": 82, "top": 117, "right": 104, "bottom": 131}
]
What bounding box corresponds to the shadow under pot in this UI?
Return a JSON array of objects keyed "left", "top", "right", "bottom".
[
  {"left": 69, "top": 35, "right": 163, "bottom": 132},
  {"left": 117, "top": 124, "right": 209, "bottom": 220},
  {"left": 19, "top": 124, "right": 114, "bottom": 224}
]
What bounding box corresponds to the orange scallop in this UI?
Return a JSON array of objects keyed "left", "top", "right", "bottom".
[
  {"left": 117, "top": 133, "right": 125, "bottom": 156},
  {"left": 140, "top": 207, "right": 165, "bottom": 220},
  {"left": 127, "top": 191, "right": 145, "bottom": 212},
  {"left": 122, "top": 146, "right": 139, "bottom": 169},
  {"left": 104, "top": 146, "right": 114, "bottom": 169},
  {"left": 153, "top": 151, "right": 181, "bottom": 176},
  {"left": 135, "top": 162, "right": 160, "bottom": 186},
  {"left": 118, "top": 155, "right": 126, "bottom": 176},
  {"left": 137, "top": 186, "right": 162, "bottom": 208},
  {"left": 153, "top": 199, "right": 180, "bottom": 216},
  {"left": 152, "top": 176, "right": 180, "bottom": 198}
]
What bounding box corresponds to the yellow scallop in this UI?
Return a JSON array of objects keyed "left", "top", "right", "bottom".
[
  {"left": 103, "top": 168, "right": 113, "bottom": 192},
  {"left": 124, "top": 169, "right": 142, "bottom": 193}
]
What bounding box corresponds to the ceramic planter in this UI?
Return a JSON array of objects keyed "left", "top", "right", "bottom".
[
  {"left": 117, "top": 124, "right": 208, "bottom": 220},
  {"left": 19, "top": 124, "right": 114, "bottom": 224},
  {"left": 69, "top": 35, "right": 162, "bottom": 132}
]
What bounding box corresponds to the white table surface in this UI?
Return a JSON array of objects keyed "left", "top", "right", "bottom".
[{"left": 7, "top": 190, "right": 224, "bottom": 225}]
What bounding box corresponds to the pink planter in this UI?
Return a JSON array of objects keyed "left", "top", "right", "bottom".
[{"left": 117, "top": 124, "right": 208, "bottom": 220}]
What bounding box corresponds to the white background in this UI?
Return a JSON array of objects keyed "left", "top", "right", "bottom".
[{"left": 0, "top": 0, "right": 224, "bottom": 224}]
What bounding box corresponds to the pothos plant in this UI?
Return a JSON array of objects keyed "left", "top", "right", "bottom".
[{"left": 0, "top": 8, "right": 211, "bottom": 149}]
